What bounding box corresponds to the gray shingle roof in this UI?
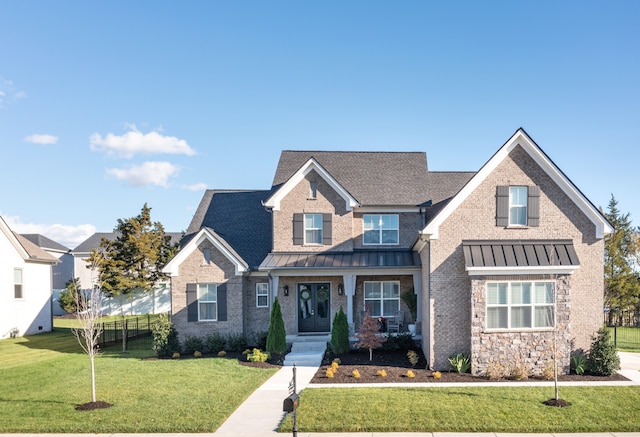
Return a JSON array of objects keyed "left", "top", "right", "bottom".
[
  {"left": 21, "top": 234, "right": 70, "bottom": 252},
  {"left": 185, "top": 189, "right": 273, "bottom": 269},
  {"left": 272, "top": 151, "right": 430, "bottom": 206},
  {"left": 425, "top": 171, "right": 476, "bottom": 222},
  {"left": 73, "top": 232, "right": 183, "bottom": 253},
  {"left": 14, "top": 233, "right": 59, "bottom": 263}
]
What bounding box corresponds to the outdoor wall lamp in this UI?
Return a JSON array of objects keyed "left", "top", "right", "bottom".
[
  {"left": 338, "top": 284, "right": 344, "bottom": 295},
  {"left": 283, "top": 285, "right": 289, "bottom": 296}
]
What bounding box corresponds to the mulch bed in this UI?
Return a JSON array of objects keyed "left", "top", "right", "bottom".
[{"left": 308, "top": 348, "right": 630, "bottom": 384}]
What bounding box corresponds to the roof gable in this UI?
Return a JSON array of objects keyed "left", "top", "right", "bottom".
[
  {"left": 163, "top": 227, "right": 248, "bottom": 276},
  {"left": 264, "top": 157, "right": 359, "bottom": 211},
  {"left": 420, "top": 128, "right": 613, "bottom": 240},
  {"left": 270, "top": 151, "right": 430, "bottom": 206}
]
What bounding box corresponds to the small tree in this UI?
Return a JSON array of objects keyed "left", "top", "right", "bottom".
[
  {"left": 331, "top": 306, "right": 350, "bottom": 354},
  {"left": 586, "top": 327, "right": 620, "bottom": 376},
  {"left": 151, "top": 313, "right": 180, "bottom": 357},
  {"left": 59, "top": 277, "right": 82, "bottom": 313},
  {"left": 266, "top": 297, "right": 286, "bottom": 355},
  {"left": 355, "top": 310, "right": 385, "bottom": 361}
]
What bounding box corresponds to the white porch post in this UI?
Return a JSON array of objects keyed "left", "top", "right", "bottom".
[
  {"left": 412, "top": 272, "right": 422, "bottom": 323},
  {"left": 343, "top": 274, "right": 356, "bottom": 324},
  {"left": 271, "top": 275, "right": 279, "bottom": 304}
]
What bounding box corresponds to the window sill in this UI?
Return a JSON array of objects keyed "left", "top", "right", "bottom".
[{"left": 483, "top": 327, "right": 555, "bottom": 333}]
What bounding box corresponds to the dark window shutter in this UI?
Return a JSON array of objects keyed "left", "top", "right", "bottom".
[
  {"left": 186, "top": 283, "right": 198, "bottom": 322},
  {"left": 527, "top": 185, "right": 540, "bottom": 227},
  {"left": 293, "top": 213, "right": 303, "bottom": 245},
  {"left": 496, "top": 186, "right": 509, "bottom": 227},
  {"left": 217, "top": 283, "right": 227, "bottom": 322},
  {"left": 322, "top": 213, "right": 332, "bottom": 245}
]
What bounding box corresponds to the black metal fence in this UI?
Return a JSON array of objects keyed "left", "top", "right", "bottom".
[
  {"left": 606, "top": 325, "right": 640, "bottom": 351},
  {"left": 98, "top": 315, "right": 154, "bottom": 348}
]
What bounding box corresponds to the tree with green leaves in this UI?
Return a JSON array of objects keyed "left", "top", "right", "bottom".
[
  {"left": 58, "top": 277, "right": 82, "bottom": 313},
  {"left": 330, "top": 306, "right": 350, "bottom": 354},
  {"left": 86, "top": 204, "right": 178, "bottom": 350},
  {"left": 603, "top": 195, "right": 640, "bottom": 325},
  {"left": 266, "top": 297, "right": 286, "bottom": 355}
]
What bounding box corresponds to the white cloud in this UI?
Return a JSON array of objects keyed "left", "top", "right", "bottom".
[
  {"left": 90, "top": 125, "right": 196, "bottom": 158},
  {"left": 2, "top": 213, "right": 96, "bottom": 249},
  {"left": 0, "top": 77, "right": 27, "bottom": 108},
  {"left": 181, "top": 182, "right": 208, "bottom": 191},
  {"left": 107, "top": 161, "right": 180, "bottom": 187},
  {"left": 25, "top": 134, "right": 59, "bottom": 144}
]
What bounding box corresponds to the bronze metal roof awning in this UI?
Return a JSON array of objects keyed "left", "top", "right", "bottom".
[
  {"left": 462, "top": 240, "right": 580, "bottom": 276},
  {"left": 260, "top": 250, "right": 421, "bottom": 271}
]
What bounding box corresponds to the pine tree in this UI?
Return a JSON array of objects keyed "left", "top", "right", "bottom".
[
  {"left": 355, "top": 310, "right": 385, "bottom": 361},
  {"left": 603, "top": 195, "right": 640, "bottom": 325},
  {"left": 331, "top": 306, "right": 350, "bottom": 354},
  {"left": 58, "top": 277, "right": 82, "bottom": 313},
  {"left": 266, "top": 297, "right": 287, "bottom": 355}
]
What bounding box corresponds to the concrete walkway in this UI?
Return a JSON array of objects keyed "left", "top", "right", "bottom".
[{"left": 212, "top": 353, "right": 640, "bottom": 436}]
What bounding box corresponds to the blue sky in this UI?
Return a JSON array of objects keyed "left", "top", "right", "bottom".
[{"left": 1, "top": 1, "right": 638, "bottom": 248}]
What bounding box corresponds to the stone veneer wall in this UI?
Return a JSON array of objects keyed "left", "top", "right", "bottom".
[
  {"left": 422, "top": 145, "right": 605, "bottom": 371},
  {"left": 470, "top": 274, "right": 572, "bottom": 376}
]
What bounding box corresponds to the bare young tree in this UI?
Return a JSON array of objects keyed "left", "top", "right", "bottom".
[{"left": 72, "top": 258, "right": 105, "bottom": 407}]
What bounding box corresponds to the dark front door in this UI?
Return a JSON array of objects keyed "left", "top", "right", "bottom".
[{"left": 298, "top": 283, "right": 331, "bottom": 333}]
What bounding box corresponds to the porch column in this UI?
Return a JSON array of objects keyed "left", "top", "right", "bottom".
[
  {"left": 270, "top": 275, "right": 279, "bottom": 304},
  {"left": 343, "top": 274, "right": 356, "bottom": 324},
  {"left": 412, "top": 272, "right": 422, "bottom": 323}
]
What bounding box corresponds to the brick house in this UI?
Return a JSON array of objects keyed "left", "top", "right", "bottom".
[{"left": 163, "top": 129, "right": 612, "bottom": 375}]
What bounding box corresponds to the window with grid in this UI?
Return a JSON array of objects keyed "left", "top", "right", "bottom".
[
  {"left": 198, "top": 283, "right": 217, "bottom": 321},
  {"left": 364, "top": 281, "right": 400, "bottom": 317},
  {"left": 363, "top": 214, "right": 399, "bottom": 245},
  {"left": 304, "top": 213, "right": 323, "bottom": 244},
  {"left": 509, "top": 186, "right": 528, "bottom": 226},
  {"left": 14, "top": 268, "right": 23, "bottom": 299},
  {"left": 486, "top": 281, "right": 554, "bottom": 330},
  {"left": 256, "top": 283, "right": 269, "bottom": 308}
]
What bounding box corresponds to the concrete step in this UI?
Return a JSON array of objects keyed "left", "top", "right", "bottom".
[
  {"left": 283, "top": 351, "right": 324, "bottom": 367},
  {"left": 290, "top": 341, "right": 327, "bottom": 353}
]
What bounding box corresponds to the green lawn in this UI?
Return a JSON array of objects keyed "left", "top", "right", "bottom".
[
  {"left": 607, "top": 326, "right": 640, "bottom": 352},
  {"left": 0, "top": 327, "right": 278, "bottom": 433},
  {"left": 281, "top": 386, "right": 640, "bottom": 433}
]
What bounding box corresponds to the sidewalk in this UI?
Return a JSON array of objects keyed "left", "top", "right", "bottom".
[{"left": 212, "top": 353, "right": 640, "bottom": 436}]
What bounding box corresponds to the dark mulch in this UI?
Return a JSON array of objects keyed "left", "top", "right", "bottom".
[
  {"left": 309, "top": 348, "right": 629, "bottom": 384},
  {"left": 75, "top": 401, "right": 113, "bottom": 411}
]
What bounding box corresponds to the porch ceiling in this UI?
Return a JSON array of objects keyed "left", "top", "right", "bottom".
[{"left": 259, "top": 250, "right": 421, "bottom": 270}]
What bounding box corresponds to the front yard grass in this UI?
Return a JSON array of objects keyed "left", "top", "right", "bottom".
[
  {"left": 280, "top": 386, "right": 640, "bottom": 433},
  {"left": 0, "top": 330, "right": 277, "bottom": 432}
]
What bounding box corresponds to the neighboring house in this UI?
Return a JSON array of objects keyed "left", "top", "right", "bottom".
[
  {"left": 72, "top": 232, "right": 182, "bottom": 316},
  {"left": 163, "top": 129, "right": 612, "bottom": 375},
  {"left": 1, "top": 216, "right": 58, "bottom": 338},
  {"left": 21, "top": 234, "right": 73, "bottom": 316}
]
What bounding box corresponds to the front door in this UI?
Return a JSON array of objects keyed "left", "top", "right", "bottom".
[{"left": 297, "top": 283, "right": 331, "bottom": 333}]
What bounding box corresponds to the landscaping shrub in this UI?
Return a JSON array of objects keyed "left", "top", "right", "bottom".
[
  {"left": 407, "top": 350, "right": 419, "bottom": 367},
  {"left": 151, "top": 313, "right": 180, "bottom": 357},
  {"left": 183, "top": 336, "right": 205, "bottom": 355},
  {"left": 382, "top": 332, "right": 414, "bottom": 350},
  {"left": 571, "top": 353, "right": 587, "bottom": 375},
  {"left": 252, "top": 330, "right": 269, "bottom": 350},
  {"left": 227, "top": 333, "right": 248, "bottom": 352},
  {"left": 510, "top": 361, "right": 528, "bottom": 380},
  {"left": 246, "top": 348, "right": 270, "bottom": 363},
  {"left": 586, "top": 327, "right": 620, "bottom": 376},
  {"left": 266, "top": 297, "right": 287, "bottom": 354},
  {"left": 448, "top": 353, "right": 471, "bottom": 373},
  {"left": 486, "top": 360, "right": 508, "bottom": 380},
  {"left": 330, "top": 306, "right": 350, "bottom": 354},
  {"left": 205, "top": 333, "right": 227, "bottom": 353}
]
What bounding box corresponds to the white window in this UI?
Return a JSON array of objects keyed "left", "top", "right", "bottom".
[
  {"left": 509, "top": 186, "right": 528, "bottom": 226},
  {"left": 487, "top": 281, "right": 554, "bottom": 330},
  {"left": 14, "top": 268, "right": 23, "bottom": 299},
  {"left": 304, "top": 213, "right": 323, "bottom": 244},
  {"left": 363, "top": 214, "right": 399, "bottom": 245},
  {"left": 364, "top": 281, "right": 400, "bottom": 317},
  {"left": 256, "top": 283, "right": 269, "bottom": 308},
  {"left": 198, "top": 283, "right": 217, "bottom": 321}
]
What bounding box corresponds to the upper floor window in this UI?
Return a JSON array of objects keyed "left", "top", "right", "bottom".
[
  {"left": 486, "top": 281, "right": 554, "bottom": 330},
  {"left": 198, "top": 283, "right": 218, "bottom": 321},
  {"left": 305, "top": 213, "right": 323, "bottom": 244},
  {"left": 14, "top": 268, "right": 23, "bottom": 299},
  {"left": 509, "top": 186, "right": 528, "bottom": 226},
  {"left": 496, "top": 185, "right": 540, "bottom": 227},
  {"left": 364, "top": 281, "right": 400, "bottom": 317},
  {"left": 256, "top": 283, "right": 269, "bottom": 308},
  {"left": 363, "top": 214, "right": 399, "bottom": 245}
]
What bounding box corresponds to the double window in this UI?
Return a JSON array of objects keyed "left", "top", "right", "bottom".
[
  {"left": 364, "top": 281, "right": 400, "bottom": 317},
  {"left": 14, "top": 268, "right": 23, "bottom": 299},
  {"left": 256, "top": 283, "right": 269, "bottom": 308},
  {"left": 486, "top": 281, "right": 554, "bottom": 330},
  {"left": 363, "top": 214, "right": 399, "bottom": 245},
  {"left": 198, "top": 283, "right": 218, "bottom": 321}
]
